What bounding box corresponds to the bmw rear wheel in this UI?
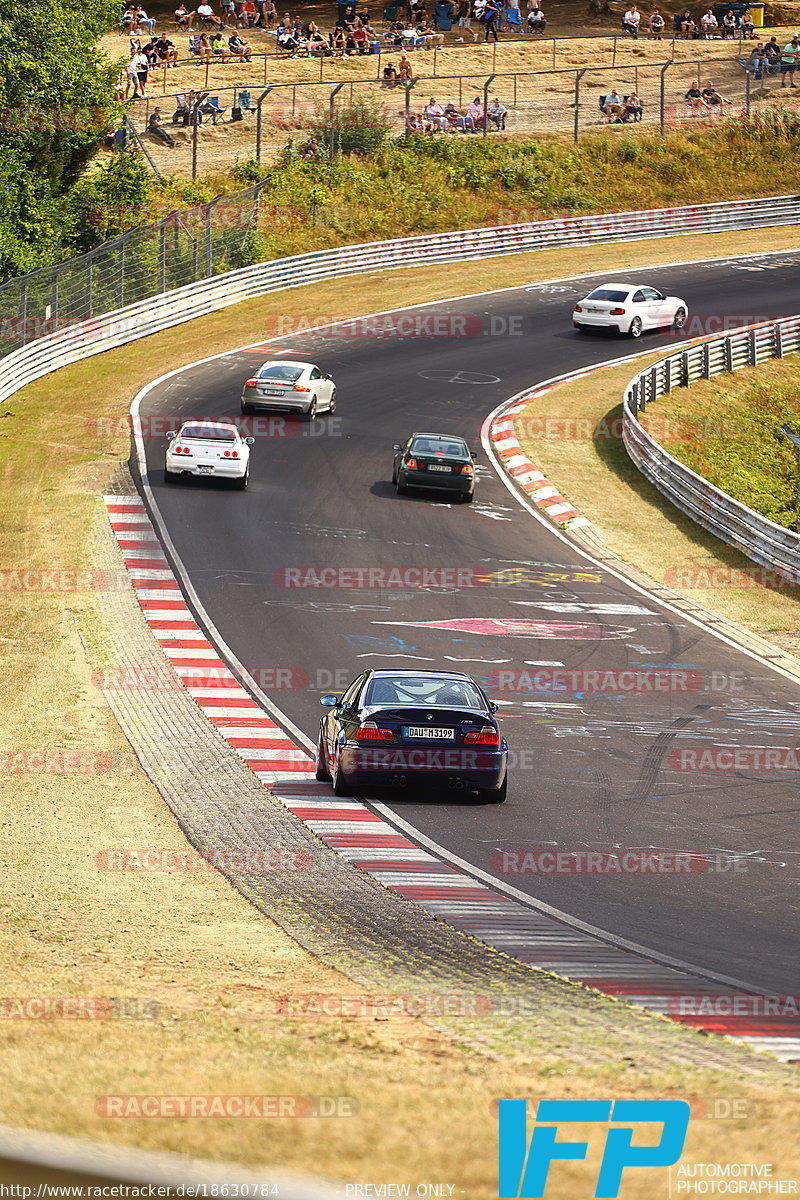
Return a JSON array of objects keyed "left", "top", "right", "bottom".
[
  {"left": 629, "top": 317, "right": 643, "bottom": 338},
  {"left": 315, "top": 734, "right": 332, "bottom": 782},
  {"left": 673, "top": 307, "right": 687, "bottom": 329},
  {"left": 331, "top": 753, "right": 353, "bottom": 797},
  {"left": 479, "top": 776, "right": 507, "bottom": 804}
]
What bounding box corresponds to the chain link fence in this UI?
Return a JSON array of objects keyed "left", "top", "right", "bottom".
[
  {"left": 120, "top": 50, "right": 796, "bottom": 176},
  {"left": 0, "top": 179, "right": 270, "bottom": 356}
]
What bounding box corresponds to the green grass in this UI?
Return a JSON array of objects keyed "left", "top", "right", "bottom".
[{"left": 642, "top": 361, "right": 800, "bottom": 530}]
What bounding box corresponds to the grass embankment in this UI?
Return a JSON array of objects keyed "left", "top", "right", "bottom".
[
  {"left": 640, "top": 359, "right": 800, "bottom": 530},
  {"left": 136, "top": 116, "right": 800, "bottom": 257},
  {"left": 3, "top": 233, "right": 800, "bottom": 1190}
]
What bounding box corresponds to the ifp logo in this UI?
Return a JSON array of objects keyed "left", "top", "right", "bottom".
[{"left": 498, "top": 1099, "right": 690, "bottom": 1197}]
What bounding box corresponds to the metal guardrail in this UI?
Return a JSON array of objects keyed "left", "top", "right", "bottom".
[
  {"left": 2, "top": 190, "right": 800, "bottom": 455},
  {"left": 622, "top": 317, "right": 800, "bottom": 580}
]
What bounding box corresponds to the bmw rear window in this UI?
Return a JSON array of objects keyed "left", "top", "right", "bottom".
[
  {"left": 365, "top": 676, "right": 486, "bottom": 709},
  {"left": 586, "top": 288, "right": 629, "bottom": 302},
  {"left": 258, "top": 364, "right": 303, "bottom": 381},
  {"left": 411, "top": 437, "right": 469, "bottom": 458},
  {"left": 179, "top": 424, "right": 236, "bottom": 441}
]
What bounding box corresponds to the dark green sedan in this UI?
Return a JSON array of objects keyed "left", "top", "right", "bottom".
[{"left": 391, "top": 432, "right": 476, "bottom": 503}]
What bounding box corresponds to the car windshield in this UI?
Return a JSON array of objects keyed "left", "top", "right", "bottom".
[
  {"left": 258, "top": 364, "right": 304, "bottom": 381},
  {"left": 411, "top": 437, "right": 469, "bottom": 458},
  {"left": 179, "top": 424, "right": 236, "bottom": 441},
  {"left": 586, "top": 288, "right": 630, "bottom": 302},
  {"left": 364, "top": 676, "right": 486, "bottom": 709}
]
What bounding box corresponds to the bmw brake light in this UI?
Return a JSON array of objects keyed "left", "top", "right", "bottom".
[
  {"left": 463, "top": 727, "right": 500, "bottom": 745},
  {"left": 609, "top": 308, "right": 626, "bottom": 315},
  {"left": 406, "top": 458, "right": 417, "bottom": 469},
  {"left": 573, "top": 304, "right": 583, "bottom": 312},
  {"left": 355, "top": 722, "right": 394, "bottom": 741},
  {"left": 460, "top": 464, "right": 473, "bottom": 475}
]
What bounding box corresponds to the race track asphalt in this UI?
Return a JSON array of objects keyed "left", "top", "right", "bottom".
[{"left": 135, "top": 249, "right": 800, "bottom": 993}]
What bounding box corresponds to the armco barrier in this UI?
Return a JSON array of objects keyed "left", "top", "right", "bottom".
[
  {"left": 622, "top": 317, "right": 800, "bottom": 580},
  {"left": 2, "top": 193, "right": 800, "bottom": 412}
]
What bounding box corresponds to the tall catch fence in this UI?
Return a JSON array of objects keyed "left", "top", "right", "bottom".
[
  {"left": 0, "top": 180, "right": 269, "bottom": 356},
  {"left": 122, "top": 53, "right": 789, "bottom": 176}
]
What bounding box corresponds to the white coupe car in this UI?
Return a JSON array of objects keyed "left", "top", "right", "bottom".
[
  {"left": 165, "top": 421, "right": 254, "bottom": 489},
  {"left": 240, "top": 360, "right": 336, "bottom": 419},
  {"left": 573, "top": 283, "right": 688, "bottom": 337}
]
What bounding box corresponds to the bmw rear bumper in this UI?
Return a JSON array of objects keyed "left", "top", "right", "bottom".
[
  {"left": 339, "top": 743, "right": 507, "bottom": 790},
  {"left": 400, "top": 470, "right": 473, "bottom": 494}
]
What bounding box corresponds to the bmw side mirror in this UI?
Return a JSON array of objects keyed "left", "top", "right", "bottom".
[
  {"left": 245, "top": 436, "right": 255, "bottom": 445},
  {"left": 166, "top": 430, "right": 176, "bottom": 438},
  {"left": 489, "top": 701, "right": 499, "bottom": 713},
  {"left": 471, "top": 448, "right": 479, "bottom": 458},
  {"left": 320, "top": 694, "right": 340, "bottom": 707},
  {"left": 392, "top": 443, "right": 403, "bottom": 451}
]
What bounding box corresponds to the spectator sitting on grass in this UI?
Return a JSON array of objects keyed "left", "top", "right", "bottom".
[
  {"left": 398, "top": 52, "right": 414, "bottom": 77},
  {"left": 685, "top": 80, "right": 706, "bottom": 110},
  {"left": 648, "top": 9, "right": 664, "bottom": 37},
  {"left": 228, "top": 30, "right": 252, "bottom": 56},
  {"left": 702, "top": 78, "right": 731, "bottom": 109},
  {"left": 282, "top": 136, "right": 298, "bottom": 157},
  {"left": 148, "top": 107, "right": 175, "bottom": 145},
  {"left": 526, "top": 2, "right": 545, "bottom": 31},
  {"left": 487, "top": 96, "right": 507, "bottom": 127},
  {"left": 298, "top": 137, "right": 320, "bottom": 160},
  {"left": 622, "top": 5, "right": 640, "bottom": 37},
  {"left": 383, "top": 61, "right": 399, "bottom": 82}
]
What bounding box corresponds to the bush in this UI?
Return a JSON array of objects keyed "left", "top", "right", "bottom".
[{"left": 309, "top": 99, "right": 393, "bottom": 157}]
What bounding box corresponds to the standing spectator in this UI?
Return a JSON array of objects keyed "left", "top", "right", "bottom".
[
  {"left": 221, "top": 0, "right": 235, "bottom": 22},
  {"left": 622, "top": 5, "right": 640, "bottom": 36},
  {"left": 473, "top": 0, "right": 487, "bottom": 20},
  {"left": 487, "top": 96, "right": 507, "bottom": 127},
  {"left": 457, "top": 0, "right": 472, "bottom": 33},
  {"left": 700, "top": 8, "right": 717, "bottom": 37},
  {"left": 148, "top": 107, "right": 175, "bottom": 145},
  {"left": 764, "top": 35, "right": 781, "bottom": 63},
  {"left": 483, "top": 0, "right": 501, "bottom": 41},
  {"left": 131, "top": 47, "right": 149, "bottom": 96},
  {"left": 648, "top": 9, "right": 664, "bottom": 36},
  {"left": 782, "top": 35, "right": 800, "bottom": 86}
]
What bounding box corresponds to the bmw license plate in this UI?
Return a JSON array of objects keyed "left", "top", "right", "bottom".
[
  {"left": 428, "top": 465, "right": 451, "bottom": 473},
  {"left": 405, "top": 727, "right": 455, "bottom": 739},
  {"left": 198, "top": 465, "right": 214, "bottom": 474}
]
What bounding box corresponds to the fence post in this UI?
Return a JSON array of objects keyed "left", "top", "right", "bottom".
[
  {"left": 746, "top": 68, "right": 751, "bottom": 115},
  {"left": 87, "top": 255, "right": 93, "bottom": 318},
  {"left": 612, "top": 37, "right": 616, "bottom": 67},
  {"left": 702, "top": 341, "right": 711, "bottom": 378},
  {"left": 724, "top": 336, "right": 733, "bottom": 371},
  {"left": 329, "top": 81, "right": 346, "bottom": 159},
  {"left": 205, "top": 58, "right": 210, "bottom": 88},
  {"left": 52, "top": 271, "right": 59, "bottom": 334},
  {"left": 776, "top": 323, "right": 784, "bottom": 358},
  {"left": 433, "top": 44, "right": 438, "bottom": 74},
  {"left": 660, "top": 61, "right": 671, "bottom": 134},
  {"left": 573, "top": 67, "right": 587, "bottom": 144},
  {"left": 749, "top": 329, "right": 757, "bottom": 365},
  {"left": 664, "top": 356, "right": 671, "bottom": 393},
  {"left": 513, "top": 72, "right": 517, "bottom": 104},
  {"left": 264, "top": 52, "right": 268, "bottom": 83},
  {"left": 192, "top": 91, "right": 208, "bottom": 180},
  {"left": 483, "top": 73, "right": 497, "bottom": 137},
  {"left": 492, "top": 41, "right": 497, "bottom": 70},
  {"left": 159, "top": 224, "right": 167, "bottom": 293},
  {"left": 255, "top": 86, "right": 272, "bottom": 165},
  {"left": 552, "top": 39, "right": 556, "bottom": 68},
  {"left": 20, "top": 279, "right": 28, "bottom": 345},
  {"left": 404, "top": 78, "right": 418, "bottom": 136}
]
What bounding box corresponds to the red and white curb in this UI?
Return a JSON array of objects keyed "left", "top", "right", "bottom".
[
  {"left": 104, "top": 494, "right": 800, "bottom": 1063},
  {"left": 489, "top": 391, "right": 591, "bottom": 530}
]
